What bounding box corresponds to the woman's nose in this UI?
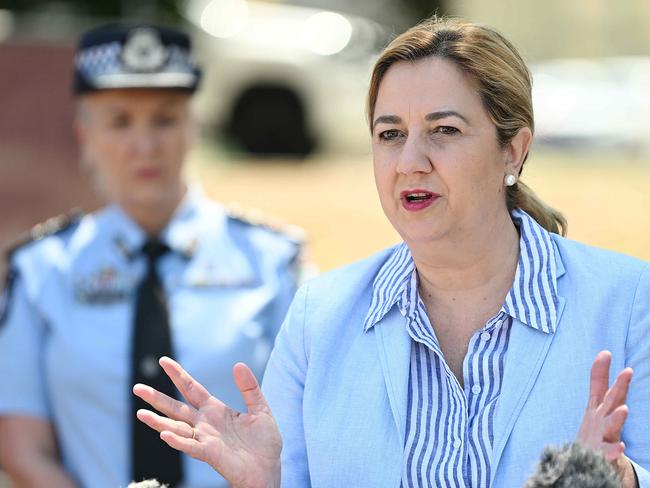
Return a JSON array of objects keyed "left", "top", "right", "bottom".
[
  {"left": 131, "top": 128, "right": 158, "bottom": 156},
  {"left": 395, "top": 134, "right": 432, "bottom": 175}
]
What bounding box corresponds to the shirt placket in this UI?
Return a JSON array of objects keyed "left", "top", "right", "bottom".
[
  {"left": 405, "top": 307, "right": 469, "bottom": 488},
  {"left": 462, "top": 313, "right": 507, "bottom": 487}
]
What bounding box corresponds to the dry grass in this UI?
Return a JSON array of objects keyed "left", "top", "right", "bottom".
[{"left": 188, "top": 147, "right": 650, "bottom": 272}]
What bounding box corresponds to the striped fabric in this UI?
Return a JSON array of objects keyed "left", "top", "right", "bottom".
[{"left": 363, "top": 209, "right": 559, "bottom": 487}]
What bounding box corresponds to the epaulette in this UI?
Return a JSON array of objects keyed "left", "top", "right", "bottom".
[
  {"left": 226, "top": 203, "right": 306, "bottom": 245},
  {"left": 0, "top": 209, "right": 83, "bottom": 326},
  {"left": 1, "top": 208, "right": 84, "bottom": 261}
]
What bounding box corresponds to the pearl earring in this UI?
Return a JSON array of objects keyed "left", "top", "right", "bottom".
[{"left": 504, "top": 174, "right": 517, "bottom": 187}]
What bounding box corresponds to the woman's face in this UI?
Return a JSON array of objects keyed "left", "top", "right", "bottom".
[
  {"left": 372, "top": 57, "right": 524, "bottom": 247},
  {"left": 77, "top": 88, "right": 193, "bottom": 211}
]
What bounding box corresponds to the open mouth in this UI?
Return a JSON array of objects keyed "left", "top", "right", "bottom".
[
  {"left": 404, "top": 192, "right": 433, "bottom": 203},
  {"left": 400, "top": 189, "right": 439, "bottom": 210}
]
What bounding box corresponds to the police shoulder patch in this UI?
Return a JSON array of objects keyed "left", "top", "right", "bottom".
[
  {"left": 0, "top": 209, "right": 83, "bottom": 326},
  {"left": 225, "top": 203, "right": 306, "bottom": 245},
  {"left": 24, "top": 209, "right": 84, "bottom": 245}
]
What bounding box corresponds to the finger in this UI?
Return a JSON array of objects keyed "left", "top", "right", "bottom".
[
  {"left": 160, "top": 430, "right": 206, "bottom": 462},
  {"left": 602, "top": 368, "right": 633, "bottom": 415},
  {"left": 233, "top": 362, "right": 270, "bottom": 415},
  {"left": 603, "top": 405, "right": 629, "bottom": 443},
  {"left": 133, "top": 383, "right": 195, "bottom": 425},
  {"left": 136, "top": 408, "right": 194, "bottom": 439},
  {"left": 159, "top": 356, "right": 213, "bottom": 408},
  {"left": 588, "top": 351, "right": 612, "bottom": 409},
  {"left": 601, "top": 441, "right": 626, "bottom": 462}
]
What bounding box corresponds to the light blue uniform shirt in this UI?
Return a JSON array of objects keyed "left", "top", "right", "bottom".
[
  {"left": 0, "top": 188, "right": 302, "bottom": 488},
  {"left": 364, "top": 209, "right": 559, "bottom": 487}
]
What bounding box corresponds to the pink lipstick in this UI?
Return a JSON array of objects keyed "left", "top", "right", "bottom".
[
  {"left": 135, "top": 167, "right": 162, "bottom": 180},
  {"left": 400, "top": 189, "right": 439, "bottom": 211}
]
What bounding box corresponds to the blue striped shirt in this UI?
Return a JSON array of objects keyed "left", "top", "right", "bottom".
[{"left": 363, "top": 209, "right": 559, "bottom": 487}]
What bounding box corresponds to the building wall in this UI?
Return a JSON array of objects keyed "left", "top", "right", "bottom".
[{"left": 0, "top": 41, "right": 100, "bottom": 248}]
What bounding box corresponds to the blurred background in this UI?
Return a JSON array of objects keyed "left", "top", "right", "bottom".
[{"left": 0, "top": 0, "right": 649, "bottom": 273}]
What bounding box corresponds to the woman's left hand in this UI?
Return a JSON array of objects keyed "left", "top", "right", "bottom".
[{"left": 577, "top": 350, "right": 638, "bottom": 487}]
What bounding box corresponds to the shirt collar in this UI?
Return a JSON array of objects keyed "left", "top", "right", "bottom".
[
  {"left": 97, "top": 184, "right": 211, "bottom": 257},
  {"left": 504, "top": 209, "right": 559, "bottom": 333},
  {"left": 363, "top": 243, "right": 413, "bottom": 332},
  {"left": 87, "top": 186, "right": 256, "bottom": 285},
  {"left": 363, "top": 209, "right": 560, "bottom": 334},
  {"left": 160, "top": 185, "right": 209, "bottom": 258}
]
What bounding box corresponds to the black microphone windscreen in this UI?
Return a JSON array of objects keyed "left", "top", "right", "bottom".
[{"left": 523, "top": 442, "right": 621, "bottom": 488}]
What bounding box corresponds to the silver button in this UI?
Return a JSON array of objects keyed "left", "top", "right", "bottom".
[
  {"left": 453, "top": 439, "right": 462, "bottom": 449},
  {"left": 140, "top": 356, "right": 159, "bottom": 379},
  {"left": 480, "top": 331, "right": 491, "bottom": 341},
  {"left": 471, "top": 384, "right": 482, "bottom": 395}
]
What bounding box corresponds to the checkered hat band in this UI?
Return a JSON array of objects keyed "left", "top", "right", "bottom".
[{"left": 75, "top": 42, "right": 195, "bottom": 80}]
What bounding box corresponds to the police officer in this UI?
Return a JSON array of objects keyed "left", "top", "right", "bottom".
[{"left": 0, "top": 23, "right": 303, "bottom": 488}]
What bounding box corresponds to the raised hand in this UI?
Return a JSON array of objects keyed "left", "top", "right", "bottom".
[
  {"left": 577, "top": 350, "right": 638, "bottom": 487},
  {"left": 133, "top": 357, "right": 282, "bottom": 488}
]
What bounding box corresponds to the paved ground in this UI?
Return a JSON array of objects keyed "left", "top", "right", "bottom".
[
  {"left": 191, "top": 147, "right": 650, "bottom": 271},
  {"left": 2, "top": 139, "right": 649, "bottom": 271}
]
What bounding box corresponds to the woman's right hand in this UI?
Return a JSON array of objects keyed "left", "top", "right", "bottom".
[
  {"left": 133, "top": 357, "right": 282, "bottom": 488},
  {"left": 577, "top": 350, "right": 638, "bottom": 487}
]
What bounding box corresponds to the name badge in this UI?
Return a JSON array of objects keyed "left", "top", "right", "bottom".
[{"left": 185, "top": 265, "right": 255, "bottom": 288}]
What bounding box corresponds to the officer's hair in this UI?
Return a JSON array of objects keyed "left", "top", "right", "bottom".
[{"left": 367, "top": 16, "right": 567, "bottom": 236}]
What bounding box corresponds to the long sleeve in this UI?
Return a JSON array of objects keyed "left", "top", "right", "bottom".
[
  {"left": 262, "top": 284, "right": 311, "bottom": 487},
  {"left": 0, "top": 265, "right": 50, "bottom": 418},
  {"left": 624, "top": 263, "right": 650, "bottom": 487}
]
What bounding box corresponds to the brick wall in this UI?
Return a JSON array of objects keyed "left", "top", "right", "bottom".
[{"left": 0, "top": 41, "right": 101, "bottom": 249}]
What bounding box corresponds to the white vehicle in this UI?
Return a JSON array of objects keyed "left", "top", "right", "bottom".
[
  {"left": 531, "top": 56, "right": 650, "bottom": 155},
  {"left": 184, "top": 0, "right": 387, "bottom": 155}
]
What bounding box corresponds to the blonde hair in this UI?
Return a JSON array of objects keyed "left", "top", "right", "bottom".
[{"left": 367, "top": 16, "right": 567, "bottom": 235}]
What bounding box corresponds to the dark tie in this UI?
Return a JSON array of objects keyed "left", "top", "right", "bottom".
[{"left": 130, "top": 240, "right": 182, "bottom": 486}]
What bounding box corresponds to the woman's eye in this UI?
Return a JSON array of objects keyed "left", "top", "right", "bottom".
[
  {"left": 436, "top": 126, "right": 460, "bottom": 135},
  {"left": 154, "top": 114, "right": 179, "bottom": 127},
  {"left": 378, "top": 129, "right": 403, "bottom": 141},
  {"left": 109, "top": 115, "right": 130, "bottom": 129}
]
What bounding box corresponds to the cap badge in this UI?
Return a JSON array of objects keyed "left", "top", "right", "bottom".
[{"left": 121, "top": 28, "right": 168, "bottom": 72}]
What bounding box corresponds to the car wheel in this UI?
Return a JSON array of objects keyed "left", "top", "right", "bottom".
[{"left": 227, "top": 85, "right": 316, "bottom": 156}]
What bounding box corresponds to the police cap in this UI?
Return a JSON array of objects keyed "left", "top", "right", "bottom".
[{"left": 74, "top": 23, "right": 201, "bottom": 94}]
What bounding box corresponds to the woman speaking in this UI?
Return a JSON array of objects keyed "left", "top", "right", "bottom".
[{"left": 134, "top": 17, "right": 649, "bottom": 488}]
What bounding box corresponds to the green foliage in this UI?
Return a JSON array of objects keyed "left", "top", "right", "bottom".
[
  {"left": 402, "top": 0, "right": 447, "bottom": 24},
  {"left": 0, "top": 0, "right": 183, "bottom": 23}
]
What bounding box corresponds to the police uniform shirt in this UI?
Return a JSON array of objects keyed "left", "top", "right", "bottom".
[{"left": 0, "top": 187, "right": 301, "bottom": 488}]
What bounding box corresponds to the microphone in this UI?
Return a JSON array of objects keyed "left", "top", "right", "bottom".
[
  {"left": 127, "top": 480, "right": 165, "bottom": 488},
  {"left": 523, "top": 442, "right": 621, "bottom": 487}
]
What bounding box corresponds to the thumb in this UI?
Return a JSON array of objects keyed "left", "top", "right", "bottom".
[{"left": 233, "top": 362, "right": 270, "bottom": 415}]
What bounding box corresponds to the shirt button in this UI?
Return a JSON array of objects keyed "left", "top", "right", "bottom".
[
  {"left": 480, "top": 331, "right": 491, "bottom": 341},
  {"left": 471, "top": 384, "right": 482, "bottom": 395},
  {"left": 140, "top": 356, "right": 159, "bottom": 379},
  {"left": 453, "top": 439, "right": 462, "bottom": 449}
]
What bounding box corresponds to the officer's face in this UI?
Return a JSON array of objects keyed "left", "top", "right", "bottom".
[
  {"left": 76, "top": 89, "right": 193, "bottom": 213},
  {"left": 371, "top": 57, "right": 528, "bottom": 247}
]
